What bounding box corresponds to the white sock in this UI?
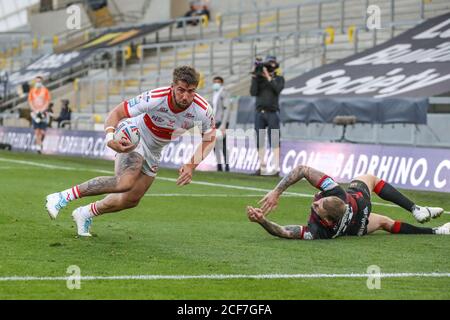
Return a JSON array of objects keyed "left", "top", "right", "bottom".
[
  {"left": 78, "top": 203, "right": 99, "bottom": 219},
  {"left": 61, "top": 186, "right": 81, "bottom": 202},
  {"left": 88, "top": 202, "right": 101, "bottom": 218}
]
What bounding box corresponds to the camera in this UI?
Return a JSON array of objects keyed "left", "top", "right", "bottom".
[
  {"left": 34, "top": 111, "right": 45, "bottom": 124},
  {"left": 252, "top": 56, "right": 279, "bottom": 77}
]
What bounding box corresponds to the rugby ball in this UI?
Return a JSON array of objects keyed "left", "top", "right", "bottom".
[{"left": 114, "top": 120, "right": 140, "bottom": 146}]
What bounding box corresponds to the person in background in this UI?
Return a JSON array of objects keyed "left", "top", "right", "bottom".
[
  {"left": 28, "top": 76, "right": 51, "bottom": 153},
  {"left": 47, "top": 102, "right": 55, "bottom": 128},
  {"left": 250, "top": 55, "right": 285, "bottom": 176},
  {"left": 199, "top": 4, "right": 210, "bottom": 21},
  {"left": 56, "top": 99, "right": 72, "bottom": 129},
  {"left": 178, "top": 1, "right": 210, "bottom": 27},
  {"left": 211, "top": 76, "right": 231, "bottom": 172}
]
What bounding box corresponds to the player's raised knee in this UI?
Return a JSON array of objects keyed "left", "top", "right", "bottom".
[
  {"left": 124, "top": 197, "right": 141, "bottom": 209},
  {"left": 116, "top": 177, "right": 136, "bottom": 193},
  {"left": 121, "top": 192, "right": 144, "bottom": 208}
]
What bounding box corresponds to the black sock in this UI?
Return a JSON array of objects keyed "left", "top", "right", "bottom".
[
  {"left": 391, "top": 221, "right": 434, "bottom": 234},
  {"left": 374, "top": 180, "right": 415, "bottom": 212}
]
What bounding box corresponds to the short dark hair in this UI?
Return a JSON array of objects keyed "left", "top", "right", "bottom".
[
  {"left": 173, "top": 66, "right": 199, "bottom": 87},
  {"left": 213, "top": 76, "right": 224, "bottom": 83}
]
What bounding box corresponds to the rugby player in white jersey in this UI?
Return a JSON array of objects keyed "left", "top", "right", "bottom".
[{"left": 45, "top": 66, "right": 216, "bottom": 236}]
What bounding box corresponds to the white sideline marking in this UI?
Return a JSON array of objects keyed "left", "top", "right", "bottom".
[
  {"left": 157, "top": 176, "right": 304, "bottom": 196},
  {"left": 0, "top": 157, "right": 112, "bottom": 174},
  {"left": 0, "top": 273, "right": 449, "bottom": 282},
  {"left": 0, "top": 157, "right": 449, "bottom": 214},
  {"left": 144, "top": 193, "right": 299, "bottom": 197}
]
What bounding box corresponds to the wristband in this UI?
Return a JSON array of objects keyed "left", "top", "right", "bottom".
[
  {"left": 105, "top": 126, "right": 115, "bottom": 133},
  {"left": 105, "top": 132, "right": 114, "bottom": 143}
]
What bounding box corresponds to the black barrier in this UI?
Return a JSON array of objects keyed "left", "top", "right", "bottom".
[{"left": 236, "top": 96, "right": 428, "bottom": 124}]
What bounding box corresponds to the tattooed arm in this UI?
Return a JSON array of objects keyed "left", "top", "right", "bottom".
[
  {"left": 259, "top": 165, "right": 327, "bottom": 215},
  {"left": 259, "top": 220, "right": 304, "bottom": 239},
  {"left": 247, "top": 206, "right": 308, "bottom": 239},
  {"left": 274, "top": 165, "right": 326, "bottom": 194}
]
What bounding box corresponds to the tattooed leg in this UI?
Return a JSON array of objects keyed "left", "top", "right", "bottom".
[
  {"left": 94, "top": 171, "right": 154, "bottom": 214},
  {"left": 77, "top": 152, "right": 144, "bottom": 197},
  {"left": 74, "top": 152, "right": 154, "bottom": 217}
]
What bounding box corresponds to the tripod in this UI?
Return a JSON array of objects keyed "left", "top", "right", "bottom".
[{"left": 332, "top": 115, "right": 357, "bottom": 143}]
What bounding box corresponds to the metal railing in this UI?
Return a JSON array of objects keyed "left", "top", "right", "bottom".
[
  {"left": 12, "top": 0, "right": 447, "bottom": 52},
  {"left": 350, "top": 19, "right": 423, "bottom": 54},
  {"left": 218, "top": 0, "right": 432, "bottom": 37},
  {"left": 2, "top": 0, "right": 442, "bottom": 68},
  {"left": 71, "top": 29, "right": 325, "bottom": 113},
  {"left": 74, "top": 9, "right": 438, "bottom": 115},
  {"left": 69, "top": 14, "right": 428, "bottom": 114},
  {"left": 2, "top": 0, "right": 445, "bottom": 113},
  {"left": 0, "top": 60, "right": 108, "bottom": 112}
]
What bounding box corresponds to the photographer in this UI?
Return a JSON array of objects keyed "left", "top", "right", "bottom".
[
  {"left": 250, "top": 55, "right": 285, "bottom": 175},
  {"left": 28, "top": 76, "right": 51, "bottom": 154}
]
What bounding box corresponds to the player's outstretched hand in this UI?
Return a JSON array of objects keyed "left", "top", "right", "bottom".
[
  {"left": 107, "top": 138, "right": 136, "bottom": 153},
  {"left": 177, "top": 164, "right": 194, "bottom": 186},
  {"left": 247, "top": 206, "right": 264, "bottom": 223},
  {"left": 259, "top": 190, "right": 280, "bottom": 215}
]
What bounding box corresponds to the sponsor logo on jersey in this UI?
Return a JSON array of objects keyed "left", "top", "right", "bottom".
[
  {"left": 332, "top": 205, "right": 353, "bottom": 238},
  {"left": 128, "top": 93, "right": 150, "bottom": 107},
  {"left": 151, "top": 115, "right": 165, "bottom": 123},
  {"left": 357, "top": 207, "right": 370, "bottom": 236},
  {"left": 158, "top": 107, "right": 169, "bottom": 113},
  {"left": 128, "top": 98, "right": 138, "bottom": 107},
  {"left": 184, "top": 112, "right": 195, "bottom": 119},
  {"left": 128, "top": 94, "right": 144, "bottom": 107},
  {"left": 168, "top": 119, "right": 176, "bottom": 128}
]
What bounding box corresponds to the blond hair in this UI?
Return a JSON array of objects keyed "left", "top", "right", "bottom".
[{"left": 323, "top": 196, "right": 347, "bottom": 223}]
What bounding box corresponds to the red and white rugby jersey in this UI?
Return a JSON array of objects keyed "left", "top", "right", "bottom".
[{"left": 123, "top": 86, "right": 215, "bottom": 143}]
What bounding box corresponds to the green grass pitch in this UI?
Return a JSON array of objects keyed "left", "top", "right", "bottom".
[{"left": 0, "top": 151, "right": 449, "bottom": 299}]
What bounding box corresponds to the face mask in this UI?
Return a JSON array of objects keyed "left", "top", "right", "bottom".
[
  {"left": 35, "top": 83, "right": 43, "bottom": 88},
  {"left": 212, "top": 83, "right": 222, "bottom": 91}
]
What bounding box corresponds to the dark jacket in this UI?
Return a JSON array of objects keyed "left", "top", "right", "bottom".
[{"left": 250, "top": 75, "right": 285, "bottom": 112}]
